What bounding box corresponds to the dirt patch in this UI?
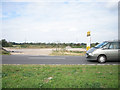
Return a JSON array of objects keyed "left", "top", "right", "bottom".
[{"left": 4, "top": 48, "right": 86, "bottom": 56}]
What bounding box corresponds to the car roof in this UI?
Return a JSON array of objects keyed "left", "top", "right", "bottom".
[{"left": 104, "top": 40, "right": 120, "bottom": 43}]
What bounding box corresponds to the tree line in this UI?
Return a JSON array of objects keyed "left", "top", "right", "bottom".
[{"left": 0, "top": 39, "right": 99, "bottom": 48}]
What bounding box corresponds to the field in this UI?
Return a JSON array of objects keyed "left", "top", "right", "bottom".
[
  {"left": 9, "top": 44, "right": 86, "bottom": 49},
  {"left": 12, "top": 45, "right": 58, "bottom": 49},
  {"left": 2, "top": 65, "right": 119, "bottom": 88}
]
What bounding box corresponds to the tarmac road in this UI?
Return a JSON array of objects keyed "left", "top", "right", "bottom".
[{"left": 2, "top": 55, "right": 119, "bottom": 65}]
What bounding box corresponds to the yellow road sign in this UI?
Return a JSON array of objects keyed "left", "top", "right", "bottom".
[
  {"left": 86, "top": 46, "right": 90, "bottom": 51},
  {"left": 87, "top": 31, "right": 90, "bottom": 37}
]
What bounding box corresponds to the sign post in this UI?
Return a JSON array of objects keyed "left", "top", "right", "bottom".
[{"left": 86, "top": 31, "right": 91, "bottom": 51}]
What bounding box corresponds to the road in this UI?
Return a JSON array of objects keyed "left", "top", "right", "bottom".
[{"left": 2, "top": 55, "right": 119, "bottom": 65}]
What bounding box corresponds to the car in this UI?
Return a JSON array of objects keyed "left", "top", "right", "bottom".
[{"left": 86, "top": 40, "right": 120, "bottom": 63}]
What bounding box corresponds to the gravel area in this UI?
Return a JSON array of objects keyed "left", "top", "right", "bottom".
[{"left": 3, "top": 48, "right": 86, "bottom": 55}]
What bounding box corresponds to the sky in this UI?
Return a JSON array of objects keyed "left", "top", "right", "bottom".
[{"left": 1, "top": 0, "right": 119, "bottom": 43}]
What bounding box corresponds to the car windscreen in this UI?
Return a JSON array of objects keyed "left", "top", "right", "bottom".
[{"left": 94, "top": 42, "right": 108, "bottom": 48}]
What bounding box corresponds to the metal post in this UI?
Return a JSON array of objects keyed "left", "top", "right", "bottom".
[{"left": 86, "top": 31, "right": 91, "bottom": 51}]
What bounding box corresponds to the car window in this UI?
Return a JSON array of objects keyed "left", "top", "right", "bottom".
[
  {"left": 94, "top": 42, "right": 108, "bottom": 48},
  {"left": 109, "top": 42, "right": 119, "bottom": 49},
  {"left": 119, "top": 42, "right": 120, "bottom": 49},
  {"left": 102, "top": 43, "right": 110, "bottom": 49}
]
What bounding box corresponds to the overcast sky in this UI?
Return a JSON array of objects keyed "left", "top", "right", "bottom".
[{"left": 1, "top": 0, "right": 118, "bottom": 43}]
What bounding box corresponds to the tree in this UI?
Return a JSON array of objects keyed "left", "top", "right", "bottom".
[{"left": 1, "top": 39, "right": 13, "bottom": 47}]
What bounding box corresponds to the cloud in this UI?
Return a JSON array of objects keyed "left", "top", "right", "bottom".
[
  {"left": 2, "top": 1, "right": 118, "bottom": 43},
  {"left": 2, "top": 0, "right": 119, "bottom": 2}
]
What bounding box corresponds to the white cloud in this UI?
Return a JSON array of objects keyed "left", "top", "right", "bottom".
[
  {"left": 2, "top": 0, "right": 119, "bottom": 2},
  {"left": 2, "top": 1, "right": 118, "bottom": 43}
]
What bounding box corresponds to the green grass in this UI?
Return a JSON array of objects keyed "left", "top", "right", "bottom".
[
  {"left": 2, "top": 65, "right": 119, "bottom": 88},
  {"left": 71, "top": 45, "right": 86, "bottom": 48},
  {"left": 11, "top": 45, "right": 66, "bottom": 49},
  {"left": 0, "top": 50, "right": 10, "bottom": 55},
  {"left": 10, "top": 45, "right": 86, "bottom": 49}
]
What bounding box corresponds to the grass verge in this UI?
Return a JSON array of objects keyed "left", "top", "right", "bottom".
[
  {"left": 0, "top": 50, "right": 10, "bottom": 55},
  {"left": 50, "top": 50, "right": 86, "bottom": 56},
  {"left": 2, "top": 65, "right": 118, "bottom": 88}
]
